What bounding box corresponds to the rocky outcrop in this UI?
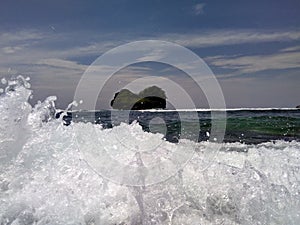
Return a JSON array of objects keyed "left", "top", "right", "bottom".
[
  {"left": 110, "top": 86, "right": 166, "bottom": 110},
  {"left": 296, "top": 105, "right": 300, "bottom": 109}
]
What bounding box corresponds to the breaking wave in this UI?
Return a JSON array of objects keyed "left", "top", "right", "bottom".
[{"left": 0, "top": 76, "right": 299, "bottom": 224}]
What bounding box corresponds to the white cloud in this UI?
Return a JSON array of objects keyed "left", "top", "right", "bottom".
[
  {"left": 2, "top": 28, "right": 300, "bottom": 66},
  {"left": 163, "top": 30, "right": 300, "bottom": 48},
  {"left": 136, "top": 49, "right": 167, "bottom": 62},
  {"left": 2, "top": 46, "right": 23, "bottom": 54},
  {"left": 36, "top": 58, "right": 87, "bottom": 71},
  {"left": 280, "top": 45, "right": 300, "bottom": 52},
  {"left": 206, "top": 51, "right": 300, "bottom": 74},
  {"left": 193, "top": 3, "right": 206, "bottom": 15},
  {"left": 0, "top": 30, "right": 44, "bottom": 46}
]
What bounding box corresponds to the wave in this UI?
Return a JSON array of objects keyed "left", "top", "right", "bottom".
[
  {"left": 0, "top": 76, "right": 299, "bottom": 224},
  {"left": 70, "top": 108, "right": 300, "bottom": 113},
  {"left": 139, "top": 108, "right": 300, "bottom": 112}
]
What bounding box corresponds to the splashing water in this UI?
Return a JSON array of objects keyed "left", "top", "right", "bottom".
[{"left": 0, "top": 76, "right": 299, "bottom": 224}]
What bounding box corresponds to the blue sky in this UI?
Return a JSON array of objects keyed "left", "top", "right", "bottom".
[{"left": 0, "top": 0, "right": 300, "bottom": 108}]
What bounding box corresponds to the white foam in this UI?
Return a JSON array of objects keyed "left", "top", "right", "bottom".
[
  {"left": 67, "top": 107, "right": 300, "bottom": 113},
  {"left": 0, "top": 76, "right": 299, "bottom": 225},
  {"left": 138, "top": 108, "right": 300, "bottom": 112}
]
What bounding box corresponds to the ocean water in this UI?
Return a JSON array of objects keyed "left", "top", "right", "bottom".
[
  {"left": 0, "top": 76, "right": 300, "bottom": 225},
  {"left": 69, "top": 108, "right": 300, "bottom": 144}
]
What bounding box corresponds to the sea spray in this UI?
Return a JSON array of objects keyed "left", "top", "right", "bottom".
[
  {"left": 0, "top": 76, "right": 32, "bottom": 168},
  {"left": 0, "top": 76, "right": 299, "bottom": 224}
]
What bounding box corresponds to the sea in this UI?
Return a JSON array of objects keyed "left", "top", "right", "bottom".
[{"left": 0, "top": 76, "right": 300, "bottom": 224}]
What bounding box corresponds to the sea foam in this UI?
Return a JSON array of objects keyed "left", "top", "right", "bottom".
[{"left": 0, "top": 76, "right": 299, "bottom": 224}]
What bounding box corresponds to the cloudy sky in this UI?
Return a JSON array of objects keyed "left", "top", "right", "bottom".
[{"left": 1, "top": 0, "right": 300, "bottom": 109}]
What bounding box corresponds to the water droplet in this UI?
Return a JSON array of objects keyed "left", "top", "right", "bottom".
[{"left": 1, "top": 78, "right": 7, "bottom": 84}]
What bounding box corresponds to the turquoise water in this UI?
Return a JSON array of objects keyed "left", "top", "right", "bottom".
[{"left": 69, "top": 109, "right": 300, "bottom": 144}]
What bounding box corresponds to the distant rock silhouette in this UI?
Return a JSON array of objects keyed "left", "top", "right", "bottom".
[
  {"left": 111, "top": 86, "right": 166, "bottom": 110},
  {"left": 296, "top": 105, "right": 300, "bottom": 109}
]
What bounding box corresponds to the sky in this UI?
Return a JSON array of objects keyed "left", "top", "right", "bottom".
[{"left": 0, "top": 0, "right": 300, "bottom": 109}]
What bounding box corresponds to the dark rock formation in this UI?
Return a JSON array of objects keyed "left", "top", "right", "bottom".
[
  {"left": 111, "top": 86, "right": 166, "bottom": 110},
  {"left": 296, "top": 105, "right": 300, "bottom": 109},
  {"left": 132, "top": 96, "right": 166, "bottom": 110},
  {"left": 55, "top": 111, "right": 72, "bottom": 125}
]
